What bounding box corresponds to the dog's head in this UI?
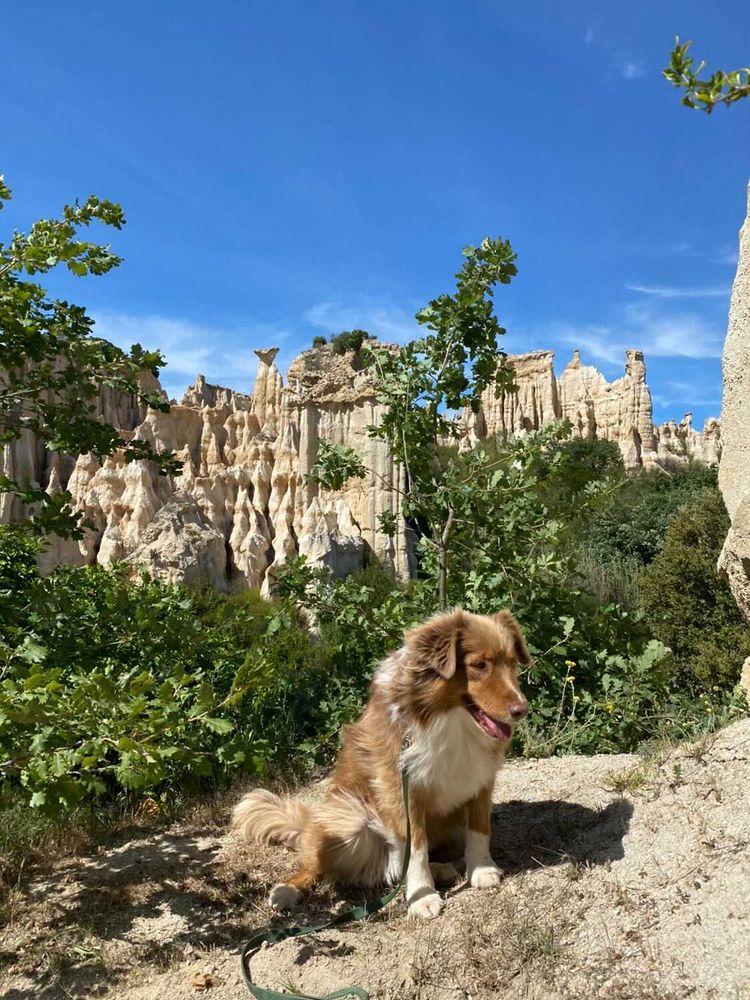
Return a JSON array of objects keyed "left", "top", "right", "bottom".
[{"left": 403, "top": 609, "right": 530, "bottom": 743}]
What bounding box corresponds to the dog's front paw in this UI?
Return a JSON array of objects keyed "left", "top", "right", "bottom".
[
  {"left": 469, "top": 863, "right": 503, "bottom": 889},
  {"left": 408, "top": 891, "right": 444, "bottom": 920},
  {"left": 269, "top": 883, "right": 301, "bottom": 911}
]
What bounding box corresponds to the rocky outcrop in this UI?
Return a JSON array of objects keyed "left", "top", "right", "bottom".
[
  {"left": 0, "top": 369, "right": 163, "bottom": 527},
  {"left": 469, "top": 350, "right": 559, "bottom": 439},
  {"left": 2, "top": 344, "right": 414, "bottom": 593},
  {"left": 461, "top": 348, "right": 720, "bottom": 472},
  {"left": 2, "top": 336, "right": 720, "bottom": 592},
  {"left": 719, "top": 182, "right": 750, "bottom": 623}
]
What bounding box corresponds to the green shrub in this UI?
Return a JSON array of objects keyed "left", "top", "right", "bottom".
[
  {"left": 586, "top": 463, "right": 718, "bottom": 566},
  {"left": 271, "top": 557, "right": 420, "bottom": 753},
  {"left": 0, "top": 534, "right": 330, "bottom": 813},
  {"left": 330, "top": 329, "right": 371, "bottom": 355},
  {"left": 575, "top": 543, "right": 642, "bottom": 609},
  {"left": 0, "top": 529, "right": 418, "bottom": 814},
  {"left": 639, "top": 487, "right": 750, "bottom": 691},
  {"left": 311, "top": 335, "right": 327, "bottom": 348},
  {"left": 0, "top": 561, "right": 260, "bottom": 813},
  {"left": 538, "top": 436, "right": 625, "bottom": 512},
  {"left": 0, "top": 528, "right": 43, "bottom": 637}
]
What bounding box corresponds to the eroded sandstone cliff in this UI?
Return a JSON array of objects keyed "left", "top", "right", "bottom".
[
  {"left": 719, "top": 182, "right": 750, "bottom": 624},
  {"left": 461, "top": 348, "right": 720, "bottom": 472},
  {"left": 4, "top": 344, "right": 413, "bottom": 592},
  {"left": 1, "top": 340, "right": 719, "bottom": 592}
]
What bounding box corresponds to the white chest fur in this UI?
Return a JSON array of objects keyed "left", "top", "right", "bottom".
[{"left": 402, "top": 707, "right": 502, "bottom": 815}]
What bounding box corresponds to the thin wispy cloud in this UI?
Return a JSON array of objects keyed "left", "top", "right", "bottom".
[
  {"left": 93, "top": 298, "right": 424, "bottom": 402},
  {"left": 626, "top": 282, "right": 730, "bottom": 299},
  {"left": 620, "top": 59, "right": 645, "bottom": 80},
  {"left": 669, "top": 379, "right": 700, "bottom": 393},
  {"left": 653, "top": 391, "right": 720, "bottom": 409},
  {"left": 666, "top": 380, "right": 721, "bottom": 408},
  {"left": 305, "top": 299, "right": 419, "bottom": 344},
  {"left": 664, "top": 240, "right": 705, "bottom": 258},
  {"left": 584, "top": 25, "right": 594, "bottom": 46},
  {"left": 651, "top": 241, "right": 737, "bottom": 265},
  {"left": 541, "top": 302, "right": 724, "bottom": 368},
  {"left": 92, "top": 310, "right": 296, "bottom": 400}
]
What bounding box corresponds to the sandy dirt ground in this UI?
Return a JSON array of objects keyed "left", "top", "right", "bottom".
[{"left": 1, "top": 719, "right": 749, "bottom": 1000}]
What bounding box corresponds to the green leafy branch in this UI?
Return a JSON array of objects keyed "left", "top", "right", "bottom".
[
  {"left": 664, "top": 38, "right": 750, "bottom": 112},
  {"left": 0, "top": 175, "right": 181, "bottom": 537}
]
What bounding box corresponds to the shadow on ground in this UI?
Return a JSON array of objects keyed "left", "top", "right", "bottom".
[
  {"left": 491, "top": 797, "right": 634, "bottom": 871},
  {"left": 2, "top": 796, "right": 634, "bottom": 999}
]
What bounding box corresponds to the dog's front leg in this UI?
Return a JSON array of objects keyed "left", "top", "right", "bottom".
[
  {"left": 404, "top": 794, "right": 444, "bottom": 919},
  {"left": 465, "top": 785, "right": 502, "bottom": 889}
]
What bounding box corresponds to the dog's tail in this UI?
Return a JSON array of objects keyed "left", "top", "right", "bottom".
[{"left": 231, "top": 789, "right": 311, "bottom": 850}]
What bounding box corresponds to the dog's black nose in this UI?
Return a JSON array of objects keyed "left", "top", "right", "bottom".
[{"left": 509, "top": 700, "right": 528, "bottom": 722}]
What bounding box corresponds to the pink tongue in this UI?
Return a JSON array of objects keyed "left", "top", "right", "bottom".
[{"left": 476, "top": 708, "right": 511, "bottom": 741}]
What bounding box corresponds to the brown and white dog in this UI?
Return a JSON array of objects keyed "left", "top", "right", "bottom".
[{"left": 231, "top": 608, "right": 529, "bottom": 919}]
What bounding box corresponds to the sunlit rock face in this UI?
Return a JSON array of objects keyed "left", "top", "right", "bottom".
[
  {"left": 719, "top": 182, "right": 750, "bottom": 623},
  {"left": 460, "top": 348, "right": 720, "bottom": 473},
  {"left": 2, "top": 332, "right": 721, "bottom": 592},
  {"left": 2, "top": 344, "right": 414, "bottom": 592}
]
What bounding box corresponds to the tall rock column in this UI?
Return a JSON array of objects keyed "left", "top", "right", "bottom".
[
  {"left": 559, "top": 350, "right": 607, "bottom": 438},
  {"left": 719, "top": 182, "right": 750, "bottom": 623},
  {"left": 252, "top": 348, "right": 283, "bottom": 432}
]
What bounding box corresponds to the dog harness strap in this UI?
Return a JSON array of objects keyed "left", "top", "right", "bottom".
[{"left": 240, "top": 767, "right": 412, "bottom": 1000}]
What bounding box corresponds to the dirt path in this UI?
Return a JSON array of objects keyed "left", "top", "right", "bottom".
[{"left": 1, "top": 720, "right": 749, "bottom": 1000}]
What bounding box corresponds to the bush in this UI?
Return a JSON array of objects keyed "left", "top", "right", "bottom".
[
  {"left": 0, "top": 560, "right": 255, "bottom": 813},
  {"left": 311, "top": 335, "right": 327, "bottom": 348},
  {"left": 639, "top": 488, "right": 750, "bottom": 691},
  {"left": 575, "top": 543, "right": 642, "bottom": 609},
  {"left": 572, "top": 462, "right": 720, "bottom": 608},
  {"left": 0, "top": 528, "right": 43, "bottom": 634},
  {"left": 0, "top": 530, "right": 424, "bottom": 814},
  {"left": 0, "top": 533, "right": 330, "bottom": 813},
  {"left": 538, "top": 436, "right": 625, "bottom": 511},
  {"left": 586, "top": 463, "right": 718, "bottom": 566},
  {"left": 271, "top": 557, "right": 420, "bottom": 751},
  {"left": 330, "top": 329, "right": 371, "bottom": 355}
]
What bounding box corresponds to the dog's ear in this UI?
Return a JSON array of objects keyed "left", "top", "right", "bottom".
[
  {"left": 495, "top": 610, "right": 532, "bottom": 666},
  {"left": 405, "top": 610, "right": 464, "bottom": 678}
]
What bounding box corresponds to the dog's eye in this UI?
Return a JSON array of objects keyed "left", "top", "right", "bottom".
[{"left": 468, "top": 659, "right": 489, "bottom": 673}]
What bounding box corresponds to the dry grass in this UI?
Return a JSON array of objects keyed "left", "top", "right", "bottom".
[
  {"left": 2, "top": 719, "right": 749, "bottom": 1000},
  {"left": 601, "top": 764, "right": 650, "bottom": 795}
]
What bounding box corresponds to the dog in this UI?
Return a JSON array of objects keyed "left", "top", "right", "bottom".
[{"left": 231, "top": 607, "right": 529, "bottom": 919}]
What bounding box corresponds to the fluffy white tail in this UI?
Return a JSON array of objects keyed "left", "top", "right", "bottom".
[{"left": 231, "top": 789, "right": 311, "bottom": 850}]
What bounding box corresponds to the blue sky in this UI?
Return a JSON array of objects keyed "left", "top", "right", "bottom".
[{"left": 2, "top": 1, "right": 749, "bottom": 426}]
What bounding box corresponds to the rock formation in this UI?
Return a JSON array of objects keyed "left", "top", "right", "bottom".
[
  {"left": 719, "top": 182, "right": 750, "bottom": 623},
  {"left": 3, "top": 344, "right": 413, "bottom": 592},
  {"left": 1, "top": 336, "right": 720, "bottom": 592},
  {"left": 461, "top": 348, "right": 721, "bottom": 472}
]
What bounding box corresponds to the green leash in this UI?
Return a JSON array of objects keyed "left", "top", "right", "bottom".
[{"left": 240, "top": 768, "right": 412, "bottom": 1000}]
